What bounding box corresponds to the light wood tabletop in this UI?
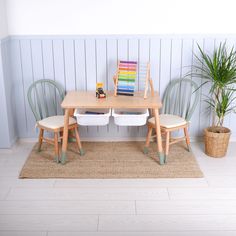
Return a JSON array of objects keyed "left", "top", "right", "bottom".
[
  {"left": 61, "top": 91, "right": 162, "bottom": 109},
  {"left": 60, "top": 90, "right": 165, "bottom": 165}
]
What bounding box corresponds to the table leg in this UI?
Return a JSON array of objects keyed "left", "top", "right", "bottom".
[
  {"left": 154, "top": 108, "right": 165, "bottom": 165},
  {"left": 74, "top": 125, "right": 85, "bottom": 155},
  {"left": 61, "top": 108, "right": 70, "bottom": 164}
]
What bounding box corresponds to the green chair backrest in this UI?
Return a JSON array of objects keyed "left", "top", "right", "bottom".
[
  {"left": 27, "top": 79, "right": 65, "bottom": 121},
  {"left": 162, "top": 78, "right": 199, "bottom": 121}
]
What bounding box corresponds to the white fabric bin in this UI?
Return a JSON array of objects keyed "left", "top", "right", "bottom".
[
  {"left": 74, "top": 108, "right": 111, "bottom": 126},
  {"left": 112, "top": 108, "right": 149, "bottom": 126}
]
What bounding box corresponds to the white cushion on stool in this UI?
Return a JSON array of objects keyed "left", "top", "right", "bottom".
[
  {"left": 148, "top": 114, "right": 187, "bottom": 128},
  {"left": 37, "top": 116, "right": 77, "bottom": 129}
]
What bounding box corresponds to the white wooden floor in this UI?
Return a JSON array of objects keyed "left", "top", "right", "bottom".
[{"left": 1, "top": 141, "right": 236, "bottom": 236}]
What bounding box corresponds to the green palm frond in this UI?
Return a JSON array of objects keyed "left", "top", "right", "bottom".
[{"left": 189, "top": 42, "right": 236, "bottom": 126}]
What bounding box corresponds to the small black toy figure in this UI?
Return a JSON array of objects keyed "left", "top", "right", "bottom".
[{"left": 96, "top": 82, "right": 106, "bottom": 98}]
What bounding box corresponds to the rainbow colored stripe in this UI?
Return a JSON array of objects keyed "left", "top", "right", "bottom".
[{"left": 117, "top": 61, "right": 137, "bottom": 96}]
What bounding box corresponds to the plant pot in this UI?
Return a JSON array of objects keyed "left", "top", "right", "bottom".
[{"left": 204, "top": 126, "right": 231, "bottom": 158}]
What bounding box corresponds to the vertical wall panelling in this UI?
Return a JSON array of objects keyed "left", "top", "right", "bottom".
[
  {"left": 1, "top": 39, "right": 17, "bottom": 145},
  {"left": 52, "top": 39, "right": 66, "bottom": 88},
  {"left": 64, "top": 39, "right": 76, "bottom": 91},
  {"left": 31, "top": 40, "right": 44, "bottom": 80},
  {"left": 43, "top": 41, "right": 53, "bottom": 78},
  {"left": 159, "top": 38, "right": 172, "bottom": 100},
  {"left": 19, "top": 39, "right": 37, "bottom": 137},
  {"left": 84, "top": 38, "right": 96, "bottom": 91},
  {"left": 96, "top": 39, "right": 107, "bottom": 89},
  {"left": 117, "top": 38, "right": 128, "bottom": 61},
  {"left": 170, "top": 39, "right": 182, "bottom": 80},
  {"left": 128, "top": 38, "right": 138, "bottom": 61},
  {"left": 3, "top": 35, "right": 236, "bottom": 141},
  {"left": 149, "top": 38, "right": 161, "bottom": 92},
  {"left": 74, "top": 39, "right": 86, "bottom": 91},
  {"left": 138, "top": 38, "right": 150, "bottom": 91},
  {"left": 0, "top": 40, "right": 11, "bottom": 147},
  {"left": 106, "top": 39, "right": 117, "bottom": 91},
  {"left": 181, "top": 39, "right": 193, "bottom": 77},
  {"left": 10, "top": 39, "right": 27, "bottom": 137},
  {"left": 41, "top": 40, "right": 54, "bottom": 79}
]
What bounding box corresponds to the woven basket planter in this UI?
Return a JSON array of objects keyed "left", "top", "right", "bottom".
[{"left": 204, "top": 126, "right": 231, "bottom": 158}]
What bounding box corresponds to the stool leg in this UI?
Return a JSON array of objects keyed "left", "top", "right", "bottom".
[
  {"left": 144, "top": 126, "right": 153, "bottom": 154},
  {"left": 54, "top": 132, "right": 59, "bottom": 163},
  {"left": 74, "top": 126, "right": 85, "bottom": 156},
  {"left": 184, "top": 127, "right": 191, "bottom": 152},
  {"left": 37, "top": 128, "right": 44, "bottom": 152}
]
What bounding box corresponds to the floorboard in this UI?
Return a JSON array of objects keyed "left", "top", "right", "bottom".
[{"left": 0, "top": 141, "right": 236, "bottom": 235}]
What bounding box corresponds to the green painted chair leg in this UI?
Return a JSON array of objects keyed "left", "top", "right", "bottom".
[
  {"left": 60, "top": 152, "right": 67, "bottom": 165},
  {"left": 158, "top": 152, "right": 165, "bottom": 165},
  {"left": 143, "top": 146, "right": 149, "bottom": 154},
  {"left": 79, "top": 148, "right": 85, "bottom": 156},
  {"left": 164, "top": 154, "right": 168, "bottom": 163},
  {"left": 68, "top": 137, "right": 76, "bottom": 142},
  {"left": 54, "top": 156, "right": 60, "bottom": 163},
  {"left": 187, "top": 144, "right": 192, "bottom": 152},
  {"left": 37, "top": 144, "right": 42, "bottom": 152}
]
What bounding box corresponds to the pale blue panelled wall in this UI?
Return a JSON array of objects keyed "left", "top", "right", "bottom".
[
  {"left": 0, "top": 38, "right": 17, "bottom": 148},
  {"left": 2, "top": 35, "right": 236, "bottom": 142}
]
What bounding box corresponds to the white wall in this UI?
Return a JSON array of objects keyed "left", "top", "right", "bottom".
[
  {"left": 5, "top": 0, "right": 236, "bottom": 35},
  {"left": 0, "top": 0, "right": 8, "bottom": 38}
]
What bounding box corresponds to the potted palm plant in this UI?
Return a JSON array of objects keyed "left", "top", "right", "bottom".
[{"left": 192, "top": 42, "right": 236, "bottom": 157}]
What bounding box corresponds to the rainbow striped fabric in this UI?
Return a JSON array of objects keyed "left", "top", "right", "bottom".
[{"left": 117, "top": 60, "right": 137, "bottom": 96}]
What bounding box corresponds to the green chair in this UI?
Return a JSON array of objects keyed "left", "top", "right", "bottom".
[
  {"left": 27, "top": 79, "right": 82, "bottom": 163},
  {"left": 144, "top": 78, "right": 199, "bottom": 164}
]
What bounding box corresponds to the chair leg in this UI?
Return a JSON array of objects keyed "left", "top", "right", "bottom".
[
  {"left": 144, "top": 126, "right": 153, "bottom": 154},
  {"left": 54, "top": 132, "right": 60, "bottom": 163},
  {"left": 184, "top": 127, "right": 191, "bottom": 152},
  {"left": 74, "top": 126, "right": 85, "bottom": 156},
  {"left": 37, "top": 128, "right": 44, "bottom": 152},
  {"left": 59, "top": 131, "right": 63, "bottom": 143},
  {"left": 165, "top": 131, "right": 170, "bottom": 163}
]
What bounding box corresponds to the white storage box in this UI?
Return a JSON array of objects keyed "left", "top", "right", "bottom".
[
  {"left": 74, "top": 108, "right": 111, "bottom": 126},
  {"left": 112, "top": 108, "right": 149, "bottom": 126}
]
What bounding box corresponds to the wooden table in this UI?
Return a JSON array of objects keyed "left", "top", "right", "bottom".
[{"left": 61, "top": 91, "right": 165, "bottom": 164}]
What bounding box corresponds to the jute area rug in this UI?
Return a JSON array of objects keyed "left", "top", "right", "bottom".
[{"left": 19, "top": 142, "right": 203, "bottom": 178}]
